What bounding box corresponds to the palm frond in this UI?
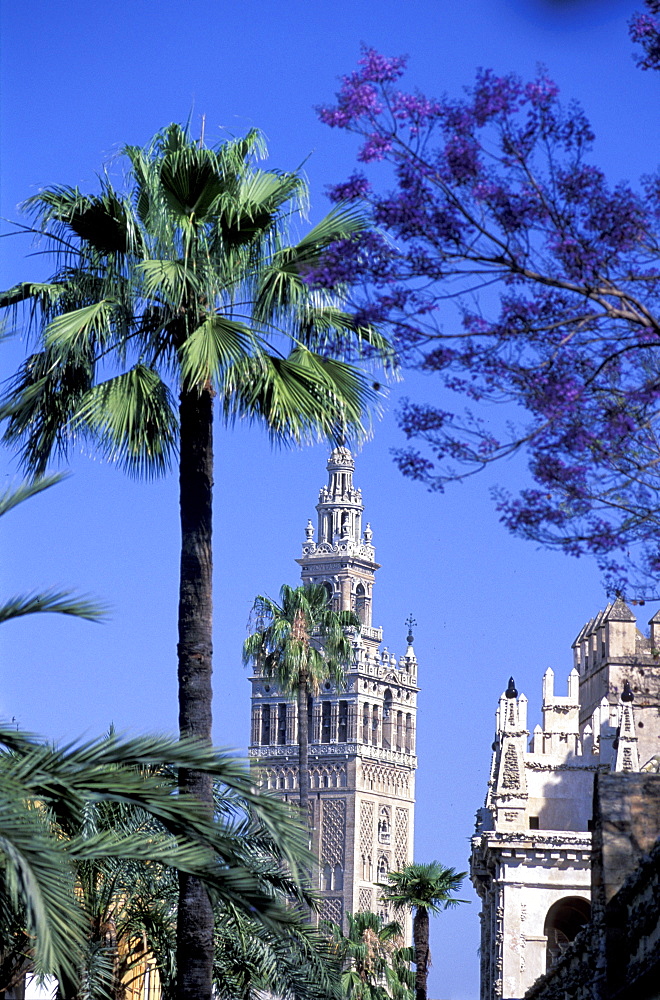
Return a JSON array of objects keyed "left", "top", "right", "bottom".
[
  {"left": 179, "top": 315, "right": 258, "bottom": 389},
  {"left": 0, "top": 590, "right": 106, "bottom": 624},
  {"left": 73, "top": 365, "right": 177, "bottom": 477},
  {"left": 0, "top": 474, "right": 65, "bottom": 517}
]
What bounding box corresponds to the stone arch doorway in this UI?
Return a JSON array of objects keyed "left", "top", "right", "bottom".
[{"left": 544, "top": 896, "right": 591, "bottom": 969}]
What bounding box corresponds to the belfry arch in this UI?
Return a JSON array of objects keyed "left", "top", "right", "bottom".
[{"left": 544, "top": 896, "right": 591, "bottom": 969}]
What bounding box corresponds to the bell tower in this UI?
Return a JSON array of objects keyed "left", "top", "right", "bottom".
[
  {"left": 248, "top": 448, "right": 418, "bottom": 929},
  {"left": 298, "top": 446, "right": 377, "bottom": 626}
]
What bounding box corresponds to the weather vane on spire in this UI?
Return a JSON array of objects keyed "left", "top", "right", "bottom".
[{"left": 405, "top": 614, "right": 417, "bottom": 645}]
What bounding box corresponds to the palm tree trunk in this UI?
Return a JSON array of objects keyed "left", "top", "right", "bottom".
[
  {"left": 176, "top": 385, "right": 214, "bottom": 1000},
  {"left": 413, "top": 907, "right": 430, "bottom": 1000},
  {"left": 297, "top": 679, "right": 310, "bottom": 817}
]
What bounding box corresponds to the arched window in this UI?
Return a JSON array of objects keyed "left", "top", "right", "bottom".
[
  {"left": 544, "top": 897, "right": 591, "bottom": 970},
  {"left": 378, "top": 807, "right": 391, "bottom": 845},
  {"left": 355, "top": 583, "right": 366, "bottom": 623},
  {"left": 334, "top": 864, "right": 344, "bottom": 891},
  {"left": 338, "top": 701, "right": 348, "bottom": 743},
  {"left": 321, "top": 701, "right": 332, "bottom": 743},
  {"left": 396, "top": 710, "right": 403, "bottom": 751},
  {"left": 322, "top": 863, "right": 332, "bottom": 892},
  {"left": 405, "top": 713, "right": 413, "bottom": 753},
  {"left": 362, "top": 703, "right": 370, "bottom": 743},
  {"left": 277, "top": 703, "right": 287, "bottom": 745},
  {"left": 322, "top": 581, "right": 333, "bottom": 605},
  {"left": 261, "top": 704, "right": 271, "bottom": 746},
  {"left": 377, "top": 855, "right": 389, "bottom": 879},
  {"left": 372, "top": 705, "right": 380, "bottom": 746},
  {"left": 382, "top": 690, "right": 393, "bottom": 749}
]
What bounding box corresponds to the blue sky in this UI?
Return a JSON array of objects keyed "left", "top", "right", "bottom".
[{"left": 1, "top": 1, "right": 658, "bottom": 996}]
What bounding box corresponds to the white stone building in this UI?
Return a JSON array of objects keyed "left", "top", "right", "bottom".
[
  {"left": 471, "top": 596, "right": 660, "bottom": 1000},
  {"left": 248, "top": 448, "right": 418, "bottom": 929}
]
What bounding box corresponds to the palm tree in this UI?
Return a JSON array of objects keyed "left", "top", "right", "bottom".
[
  {"left": 243, "top": 583, "right": 360, "bottom": 815},
  {"left": 213, "top": 904, "right": 341, "bottom": 1000},
  {"left": 0, "top": 123, "right": 388, "bottom": 999},
  {"left": 378, "top": 863, "right": 468, "bottom": 1000},
  {"left": 0, "top": 725, "right": 321, "bottom": 999},
  {"left": 325, "top": 910, "right": 414, "bottom": 1000}
]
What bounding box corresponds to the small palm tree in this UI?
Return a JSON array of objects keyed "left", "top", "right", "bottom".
[
  {"left": 378, "top": 863, "right": 468, "bottom": 1000},
  {"left": 326, "top": 910, "right": 414, "bottom": 1000},
  {"left": 243, "top": 583, "right": 360, "bottom": 814}
]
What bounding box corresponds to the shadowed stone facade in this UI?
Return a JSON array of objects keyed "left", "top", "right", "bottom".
[
  {"left": 525, "top": 773, "right": 660, "bottom": 1000},
  {"left": 248, "top": 449, "right": 417, "bottom": 930},
  {"left": 471, "top": 597, "right": 660, "bottom": 1000}
]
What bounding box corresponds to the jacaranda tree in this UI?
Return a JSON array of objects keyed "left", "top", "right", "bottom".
[
  {"left": 0, "top": 124, "right": 388, "bottom": 999},
  {"left": 314, "top": 6, "right": 660, "bottom": 598}
]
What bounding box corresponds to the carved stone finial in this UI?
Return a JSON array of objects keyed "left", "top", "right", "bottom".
[
  {"left": 621, "top": 678, "right": 634, "bottom": 702},
  {"left": 305, "top": 518, "right": 314, "bottom": 541},
  {"left": 364, "top": 523, "right": 373, "bottom": 544},
  {"left": 505, "top": 677, "right": 518, "bottom": 699}
]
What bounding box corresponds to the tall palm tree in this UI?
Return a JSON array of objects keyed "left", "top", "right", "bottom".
[
  {"left": 0, "top": 123, "right": 388, "bottom": 999},
  {"left": 325, "top": 910, "right": 414, "bottom": 1000},
  {"left": 378, "top": 863, "right": 468, "bottom": 1000},
  {"left": 243, "top": 583, "right": 360, "bottom": 815}
]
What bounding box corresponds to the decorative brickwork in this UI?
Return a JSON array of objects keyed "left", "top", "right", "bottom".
[
  {"left": 358, "top": 887, "right": 373, "bottom": 912},
  {"left": 360, "top": 800, "right": 374, "bottom": 857},
  {"left": 322, "top": 799, "right": 346, "bottom": 867},
  {"left": 320, "top": 898, "right": 343, "bottom": 925},
  {"left": 395, "top": 807, "right": 409, "bottom": 870}
]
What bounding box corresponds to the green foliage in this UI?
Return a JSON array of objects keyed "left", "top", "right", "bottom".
[
  {"left": 378, "top": 862, "right": 468, "bottom": 915},
  {"left": 0, "top": 727, "right": 332, "bottom": 999},
  {"left": 1, "top": 122, "right": 391, "bottom": 479},
  {"left": 243, "top": 582, "right": 360, "bottom": 694},
  {"left": 325, "top": 910, "right": 414, "bottom": 1000}
]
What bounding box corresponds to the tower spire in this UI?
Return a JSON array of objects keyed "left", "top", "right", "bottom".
[{"left": 298, "top": 447, "right": 379, "bottom": 625}]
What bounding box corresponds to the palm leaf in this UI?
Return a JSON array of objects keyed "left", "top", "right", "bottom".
[
  {"left": 0, "top": 590, "right": 105, "bottom": 624},
  {"left": 73, "top": 365, "right": 177, "bottom": 476},
  {"left": 179, "top": 315, "right": 259, "bottom": 388}
]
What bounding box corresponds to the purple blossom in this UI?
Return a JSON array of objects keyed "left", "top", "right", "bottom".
[
  {"left": 358, "top": 132, "right": 393, "bottom": 163},
  {"left": 524, "top": 73, "right": 559, "bottom": 108},
  {"left": 317, "top": 79, "right": 382, "bottom": 128},
  {"left": 442, "top": 135, "right": 481, "bottom": 183},
  {"left": 472, "top": 69, "right": 522, "bottom": 126},
  {"left": 630, "top": 2, "right": 660, "bottom": 69},
  {"left": 326, "top": 173, "right": 371, "bottom": 202},
  {"left": 356, "top": 47, "right": 407, "bottom": 84},
  {"left": 318, "top": 47, "right": 660, "bottom": 594}
]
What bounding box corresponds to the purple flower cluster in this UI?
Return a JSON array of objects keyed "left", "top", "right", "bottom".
[
  {"left": 316, "top": 44, "right": 660, "bottom": 593},
  {"left": 326, "top": 173, "right": 372, "bottom": 203},
  {"left": 630, "top": 1, "right": 660, "bottom": 69}
]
